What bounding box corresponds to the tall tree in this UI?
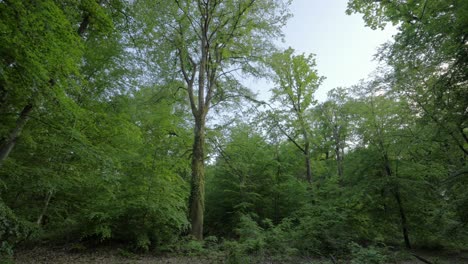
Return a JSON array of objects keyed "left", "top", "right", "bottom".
[
  {"left": 348, "top": 0, "right": 468, "bottom": 232},
  {"left": 315, "top": 88, "right": 351, "bottom": 178},
  {"left": 134, "top": 0, "right": 290, "bottom": 239},
  {"left": 350, "top": 81, "right": 418, "bottom": 249},
  {"left": 346, "top": 0, "right": 468, "bottom": 156},
  {"left": 268, "top": 48, "right": 324, "bottom": 184}
]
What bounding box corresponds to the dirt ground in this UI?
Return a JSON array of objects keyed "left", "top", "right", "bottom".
[
  {"left": 13, "top": 246, "right": 220, "bottom": 264},
  {"left": 12, "top": 246, "right": 468, "bottom": 264}
]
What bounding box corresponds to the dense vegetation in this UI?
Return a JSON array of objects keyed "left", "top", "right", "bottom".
[{"left": 1, "top": 0, "right": 467, "bottom": 262}]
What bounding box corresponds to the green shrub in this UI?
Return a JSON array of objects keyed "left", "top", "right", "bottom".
[
  {"left": 291, "top": 204, "right": 355, "bottom": 255},
  {"left": 181, "top": 239, "right": 205, "bottom": 255},
  {"left": 349, "top": 242, "right": 388, "bottom": 264},
  {"left": 203, "top": 235, "right": 220, "bottom": 250},
  {"left": 235, "top": 215, "right": 266, "bottom": 254},
  {"left": 222, "top": 240, "right": 251, "bottom": 264},
  {"left": 0, "top": 202, "right": 36, "bottom": 259},
  {"left": 262, "top": 218, "right": 299, "bottom": 256}
]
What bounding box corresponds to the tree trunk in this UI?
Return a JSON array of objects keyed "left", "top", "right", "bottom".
[
  {"left": 37, "top": 190, "right": 53, "bottom": 226},
  {"left": 189, "top": 117, "right": 205, "bottom": 240},
  {"left": 335, "top": 144, "right": 343, "bottom": 178},
  {"left": 394, "top": 187, "right": 411, "bottom": 249},
  {"left": 333, "top": 125, "right": 344, "bottom": 177},
  {"left": 274, "top": 147, "right": 281, "bottom": 224},
  {"left": 0, "top": 103, "right": 33, "bottom": 165},
  {"left": 304, "top": 141, "right": 312, "bottom": 184},
  {"left": 383, "top": 155, "right": 411, "bottom": 249}
]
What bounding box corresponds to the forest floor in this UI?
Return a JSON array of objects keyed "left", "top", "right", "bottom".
[{"left": 12, "top": 245, "right": 468, "bottom": 264}]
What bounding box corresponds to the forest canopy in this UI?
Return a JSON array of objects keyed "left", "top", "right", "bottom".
[{"left": 0, "top": 0, "right": 467, "bottom": 263}]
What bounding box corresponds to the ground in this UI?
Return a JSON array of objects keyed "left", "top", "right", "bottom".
[{"left": 12, "top": 246, "right": 468, "bottom": 264}]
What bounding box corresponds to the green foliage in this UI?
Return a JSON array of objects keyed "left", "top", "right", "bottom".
[
  {"left": 0, "top": 201, "right": 35, "bottom": 259},
  {"left": 206, "top": 123, "right": 309, "bottom": 235},
  {"left": 61, "top": 88, "right": 191, "bottom": 251},
  {"left": 0, "top": 0, "right": 466, "bottom": 260},
  {"left": 180, "top": 239, "right": 206, "bottom": 256},
  {"left": 0, "top": 0, "right": 83, "bottom": 95},
  {"left": 349, "top": 243, "right": 388, "bottom": 264},
  {"left": 235, "top": 215, "right": 266, "bottom": 254},
  {"left": 269, "top": 47, "right": 323, "bottom": 111},
  {"left": 220, "top": 214, "right": 300, "bottom": 263}
]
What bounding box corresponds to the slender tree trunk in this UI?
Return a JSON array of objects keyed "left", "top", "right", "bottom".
[
  {"left": 335, "top": 144, "right": 343, "bottom": 178},
  {"left": 0, "top": 85, "right": 6, "bottom": 108},
  {"left": 301, "top": 121, "right": 312, "bottom": 184},
  {"left": 333, "top": 125, "right": 344, "bottom": 177},
  {"left": 394, "top": 187, "right": 411, "bottom": 249},
  {"left": 383, "top": 155, "right": 411, "bottom": 249},
  {"left": 270, "top": 146, "right": 280, "bottom": 224},
  {"left": 337, "top": 156, "right": 343, "bottom": 178},
  {"left": 0, "top": 103, "right": 33, "bottom": 165},
  {"left": 189, "top": 117, "right": 205, "bottom": 240},
  {"left": 36, "top": 190, "right": 53, "bottom": 226},
  {"left": 304, "top": 141, "right": 312, "bottom": 184}
]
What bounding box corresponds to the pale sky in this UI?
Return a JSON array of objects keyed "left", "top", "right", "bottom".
[{"left": 254, "top": 0, "right": 397, "bottom": 102}]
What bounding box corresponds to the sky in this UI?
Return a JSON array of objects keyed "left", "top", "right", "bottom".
[{"left": 254, "top": 0, "right": 397, "bottom": 102}]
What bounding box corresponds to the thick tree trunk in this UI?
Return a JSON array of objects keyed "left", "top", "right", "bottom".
[
  {"left": 189, "top": 117, "right": 205, "bottom": 240},
  {"left": 0, "top": 103, "right": 33, "bottom": 165}
]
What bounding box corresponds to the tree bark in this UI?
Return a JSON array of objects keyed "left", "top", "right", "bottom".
[
  {"left": 36, "top": 190, "right": 53, "bottom": 226},
  {"left": 333, "top": 125, "right": 344, "bottom": 178},
  {"left": 187, "top": 4, "right": 210, "bottom": 239},
  {"left": 394, "top": 186, "right": 412, "bottom": 249},
  {"left": 0, "top": 103, "right": 33, "bottom": 165},
  {"left": 304, "top": 141, "right": 312, "bottom": 184},
  {"left": 300, "top": 116, "right": 312, "bottom": 184},
  {"left": 77, "top": 14, "right": 90, "bottom": 37},
  {"left": 384, "top": 155, "right": 412, "bottom": 249},
  {"left": 189, "top": 117, "right": 205, "bottom": 240}
]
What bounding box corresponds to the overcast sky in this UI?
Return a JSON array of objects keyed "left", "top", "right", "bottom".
[{"left": 254, "top": 0, "right": 397, "bottom": 102}]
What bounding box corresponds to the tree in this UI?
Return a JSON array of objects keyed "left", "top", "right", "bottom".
[
  {"left": 268, "top": 48, "right": 324, "bottom": 184},
  {"left": 346, "top": 0, "right": 467, "bottom": 157},
  {"left": 347, "top": 79, "right": 442, "bottom": 249},
  {"left": 348, "top": 0, "right": 468, "bottom": 232},
  {"left": 315, "top": 88, "right": 351, "bottom": 178},
  {"left": 0, "top": 0, "right": 122, "bottom": 165},
  {"left": 134, "top": 0, "right": 290, "bottom": 239},
  {"left": 205, "top": 121, "right": 308, "bottom": 235},
  {"left": 0, "top": 0, "right": 80, "bottom": 164}
]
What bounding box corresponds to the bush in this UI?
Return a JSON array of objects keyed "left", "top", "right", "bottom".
[
  {"left": 291, "top": 204, "right": 355, "bottom": 255},
  {"left": 221, "top": 214, "right": 300, "bottom": 263},
  {"left": 262, "top": 218, "right": 299, "bottom": 256},
  {"left": 226, "top": 212, "right": 355, "bottom": 260},
  {"left": 349, "top": 242, "right": 388, "bottom": 264},
  {"left": 79, "top": 201, "right": 188, "bottom": 251},
  {"left": 0, "top": 202, "right": 36, "bottom": 260},
  {"left": 223, "top": 240, "right": 251, "bottom": 264},
  {"left": 235, "top": 215, "right": 266, "bottom": 254}
]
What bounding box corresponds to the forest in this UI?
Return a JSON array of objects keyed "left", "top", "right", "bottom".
[{"left": 0, "top": 0, "right": 467, "bottom": 263}]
